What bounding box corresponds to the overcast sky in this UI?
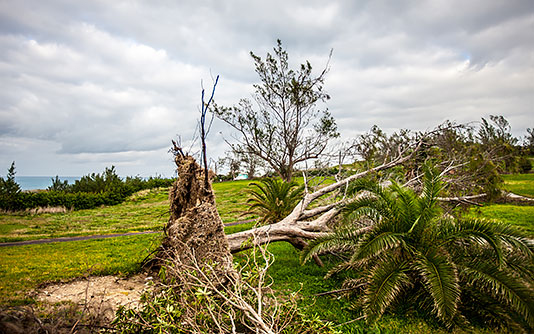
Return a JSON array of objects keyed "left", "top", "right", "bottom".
[{"left": 1, "top": 0, "right": 533, "bottom": 177}]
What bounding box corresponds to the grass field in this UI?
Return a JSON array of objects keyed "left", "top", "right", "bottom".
[
  {"left": 466, "top": 204, "right": 534, "bottom": 237},
  {"left": 502, "top": 173, "right": 534, "bottom": 198},
  {"left": 0, "top": 233, "right": 161, "bottom": 305},
  {"left": 0, "top": 180, "right": 254, "bottom": 243},
  {"left": 0, "top": 173, "right": 532, "bottom": 332}
]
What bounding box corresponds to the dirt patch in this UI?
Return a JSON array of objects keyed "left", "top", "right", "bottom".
[
  {"left": 35, "top": 273, "right": 153, "bottom": 317},
  {"left": 1, "top": 274, "right": 154, "bottom": 333}
]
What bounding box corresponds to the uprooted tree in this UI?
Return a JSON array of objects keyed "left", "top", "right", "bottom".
[
  {"left": 146, "top": 64, "right": 530, "bottom": 332},
  {"left": 159, "top": 47, "right": 524, "bottom": 264}
]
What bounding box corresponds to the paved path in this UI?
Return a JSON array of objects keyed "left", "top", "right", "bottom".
[
  {"left": 0, "top": 219, "right": 257, "bottom": 247},
  {"left": 0, "top": 231, "right": 160, "bottom": 247}
]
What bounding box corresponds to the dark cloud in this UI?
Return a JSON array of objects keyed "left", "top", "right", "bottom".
[{"left": 0, "top": 0, "right": 533, "bottom": 176}]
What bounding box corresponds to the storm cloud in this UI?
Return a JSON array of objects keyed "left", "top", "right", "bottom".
[{"left": 0, "top": 0, "right": 533, "bottom": 176}]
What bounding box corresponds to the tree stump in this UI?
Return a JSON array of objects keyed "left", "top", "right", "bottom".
[{"left": 157, "top": 155, "right": 233, "bottom": 276}]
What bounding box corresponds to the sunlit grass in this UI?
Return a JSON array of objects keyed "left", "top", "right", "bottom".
[
  {"left": 465, "top": 204, "right": 534, "bottom": 237},
  {"left": 0, "top": 188, "right": 169, "bottom": 242},
  {"left": 0, "top": 182, "right": 257, "bottom": 242},
  {"left": 0, "top": 173, "right": 532, "bottom": 332},
  {"left": 502, "top": 173, "right": 534, "bottom": 198},
  {"left": 213, "top": 179, "right": 255, "bottom": 223},
  {"left": 0, "top": 233, "right": 161, "bottom": 305}
]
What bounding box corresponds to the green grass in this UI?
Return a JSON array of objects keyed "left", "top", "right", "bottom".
[
  {"left": 466, "top": 204, "right": 534, "bottom": 237},
  {"left": 502, "top": 173, "right": 534, "bottom": 198},
  {"left": 0, "top": 188, "right": 169, "bottom": 242},
  {"left": 0, "top": 174, "right": 532, "bottom": 332},
  {"left": 0, "top": 233, "right": 161, "bottom": 305},
  {"left": 0, "top": 183, "right": 257, "bottom": 242},
  {"left": 213, "top": 179, "right": 256, "bottom": 223},
  {"left": 233, "top": 242, "right": 452, "bottom": 333}
]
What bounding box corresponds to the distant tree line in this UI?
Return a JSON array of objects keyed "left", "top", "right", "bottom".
[
  {"left": 344, "top": 115, "right": 532, "bottom": 200},
  {"left": 0, "top": 164, "right": 174, "bottom": 211}
]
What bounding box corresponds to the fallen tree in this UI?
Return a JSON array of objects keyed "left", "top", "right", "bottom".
[
  {"left": 162, "top": 128, "right": 495, "bottom": 256},
  {"left": 225, "top": 140, "right": 423, "bottom": 253}
]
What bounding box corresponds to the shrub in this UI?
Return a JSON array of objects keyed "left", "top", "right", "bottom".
[
  {"left": 245, "top": 178, "right": 304, "bottom": 224},
  {"left": 518, "top": 156, "right": 532, "bottom": 174},
  {"left": 0, "top": 164, "right": 175, "bottom": 211},
  {"left": 302, "top": 165, "right": 534, "bottom": 331}
]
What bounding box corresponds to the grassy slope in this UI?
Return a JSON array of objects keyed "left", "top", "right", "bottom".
[
  {"left": 467, "top": 204, "right": 534, "bottom": 237},
  {"left": 0, "top": 181, "right": 253, "bottom": 242},
  {"left": 0, "top": 175, "right": 532, "bottom": 333},
  {"left": 0, "top": 188, "right": 169, "bottom": 242},
  {"left": 464, "top": 173, "right": 534, "bottom": 237},
  {"left": 502, "top": 173, "right": 534, "bottom": 198}
]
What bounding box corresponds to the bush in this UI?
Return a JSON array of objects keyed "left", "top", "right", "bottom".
[
  {"left": 245, "top": 178, "right": 304, "bottom": 225},
  {"left": 518, "top": 156, "right": 532, "bottom": 173},
  {"left": 302, "top": 165, "right": 534, "bottom": 331},
  {"left": 0, "top": 164, "right": 175, "bottom": 211}
]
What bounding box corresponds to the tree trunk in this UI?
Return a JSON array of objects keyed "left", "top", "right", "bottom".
[
  {"left": 155, "top": 155, "right": 234, "bottom": 276},
  {"left": 225, "top": 146, "right": 421, "bottom": 252}
]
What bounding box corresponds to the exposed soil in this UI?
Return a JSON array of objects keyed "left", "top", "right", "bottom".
[
  {"left": 0, "top": 274, "right": 155, "bottom": 333},
  {"left": 34, "top": 273, "right": 153, "bottom": 316}
]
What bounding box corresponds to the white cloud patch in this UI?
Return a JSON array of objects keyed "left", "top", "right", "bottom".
[{"left": 0, "top": 0, "right": 533, "bottom": 176}]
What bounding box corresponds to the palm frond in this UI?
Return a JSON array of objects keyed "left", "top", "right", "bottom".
[
  {"left": 300, "top": 226, "right": 363, "bottom": 264},
  {"left": 342, "top": 194, "right": 391, "bottom": 223},
  {"left": 325, "top": 258, "right": 370, "bottom": 279},
  {"left": 503, "top": 250, "right": 534, "bottom": 282},
  {"left": 346, "top": 177, "right": 382, "bottom": 196},
  {"left": 363, "top": 257, "right": 410, "bottom": 319},
  {"left": 413, "top": 251, "right": 460, "bottom": 323},
  {"left": 459, "top": 286, "right": 526, "bottom": 332},
  {"left": 390, "top": 181, "right": 418, "bottom": 223},
  {"left": 491, "top": 223, "right": 534, "bottom": 259},
  {"left": 244, "top": 178, "right": 303, "bottom": 224},
  {"left": 459, "top": 260, "right": 534, "bottom": 328},
  {"left": 347, "top": 177, "right": 398, "bottom": 214},
  {"left": 351, "top": 231, "right": 405, "bottom": 262},
  {"left": 442, "top": 218, "right": 505, "bottom": 265},
  {"left": 413, "top": 165, "right": 443, "bottom": 233}
]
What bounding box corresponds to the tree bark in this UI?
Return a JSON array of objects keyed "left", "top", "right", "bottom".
[{"left": 226, "top": 143, "right": 421, "bottom": 252}]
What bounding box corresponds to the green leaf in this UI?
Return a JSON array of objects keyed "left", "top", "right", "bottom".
[
  {"left": 363, "top": 257, "right": 410, "bottom": 319},
  {"left": 414, "top": 251, "right": 460, "bottom": 323}
]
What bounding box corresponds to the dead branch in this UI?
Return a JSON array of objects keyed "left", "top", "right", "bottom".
[
  {"left": 226, "top": 140, "right": 422, "bottom": 252},
  {"left": 437, "top": 193, "right": 487, "bottom": 204},
  {"left": 148, "top": 237, "right": 297, "bottom": 334}
]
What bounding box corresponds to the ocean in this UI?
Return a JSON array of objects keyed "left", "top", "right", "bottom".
[{"left": 14, "top": 176, "right": 82, "bottom": 191}]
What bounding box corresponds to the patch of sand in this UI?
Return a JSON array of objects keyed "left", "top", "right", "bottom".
[{"left": 35, "top": 274, "right": 153, "bottom": 317}]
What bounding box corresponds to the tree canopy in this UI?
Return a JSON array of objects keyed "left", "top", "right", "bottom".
[{"left": 215, "top": 40, "right": 338, "bottom": 181}]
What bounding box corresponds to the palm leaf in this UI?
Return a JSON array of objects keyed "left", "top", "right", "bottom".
[
  {"left": 363, "top": 256, "right": 410, "bottom": 319},
  {"left": 491, "top": 223, "right": 534, "bottom": 259},
  {"left": 342, "top": 194, "right": 391, "bottom": 224},
  {"left": 390, "top": 181, "right": 418, "bottom": 226},
  {"left": 346, "top": 177, "right": 382, "bottom": 196},
  {"left": 351, "top": 230, "right": 405, "bottom": 262},
  {"left": 244, "top": 178, "right": 303, "bottom": 224},
  {"left": 300, "top": 225, "right": 363, "bottom": 264},
  {"left": 459, "top": 260, "right": 534, "bottom": 328},
  {"left": 441, "top": 218, "right": 505, "bottom": 265},
  {"left": 413, "top": 250, "right": 460, "bottom": 323}
]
